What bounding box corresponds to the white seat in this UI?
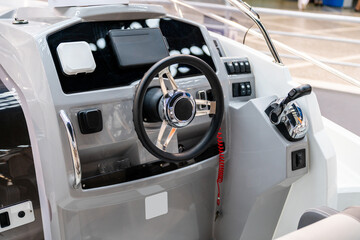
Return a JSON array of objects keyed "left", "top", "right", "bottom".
[{"left": 276, "top": 206, "right": 360, "bottom": 240}]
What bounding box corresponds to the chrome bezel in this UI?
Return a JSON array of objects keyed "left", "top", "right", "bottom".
[{"left": 162, "top": 90, "right": 196, "bottom": 128}]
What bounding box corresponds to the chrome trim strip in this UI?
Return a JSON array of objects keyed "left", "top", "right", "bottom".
[{"left": 59, "top": 110, "right": 82, "bottom": 189}]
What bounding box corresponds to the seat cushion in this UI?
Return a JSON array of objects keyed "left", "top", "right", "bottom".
[
  {"left": 276, "top": 206, "right": 360, "bottom": 240},
  {"left": 298, "top": 206, "right": 339, "bottom": 229}
]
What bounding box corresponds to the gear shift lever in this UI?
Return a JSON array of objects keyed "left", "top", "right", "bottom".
[{"left": 265, "top": 84, "right": 312, "bottom": 141}]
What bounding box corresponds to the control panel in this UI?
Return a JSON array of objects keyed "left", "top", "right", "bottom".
[
  {"left": 222, "top": 57, "right": 255, "bottom": 101},
  {"left": 0, "top": 201, "right": 35, "bottom": 233}
]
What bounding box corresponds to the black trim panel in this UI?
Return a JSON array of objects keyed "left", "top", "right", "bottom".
[{"left": 47, "top": 18, "right": 216, "bottom": 94}]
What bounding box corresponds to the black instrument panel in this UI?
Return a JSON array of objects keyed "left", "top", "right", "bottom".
[{"left": 47, "top": 18, "right": 216, "bottom": 94}]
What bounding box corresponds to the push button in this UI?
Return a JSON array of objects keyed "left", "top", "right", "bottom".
[{"left": 78, "top": 109, "right": 103, "bottom": 134}]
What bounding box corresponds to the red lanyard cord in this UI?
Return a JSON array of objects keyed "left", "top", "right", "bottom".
[{"left": 216, "top": 129, "right": 225, "bottom": 206}]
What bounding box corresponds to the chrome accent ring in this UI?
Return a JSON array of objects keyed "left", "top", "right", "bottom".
[{"left": 163, "top": 90, "right": 196, "bottom": 128}]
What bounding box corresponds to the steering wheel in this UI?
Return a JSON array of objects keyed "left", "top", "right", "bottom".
[{"left": 133, "top": 55, "right": 224, "bottom": 162}]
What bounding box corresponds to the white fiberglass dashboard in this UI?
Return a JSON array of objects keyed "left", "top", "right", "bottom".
[{"left": 44, "top": 11, "right": 255, "bottom": 189}]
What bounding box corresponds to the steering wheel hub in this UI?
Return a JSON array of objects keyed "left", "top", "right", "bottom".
[{"left": 163, "top": 90, "right": 196, "bottom": 128}]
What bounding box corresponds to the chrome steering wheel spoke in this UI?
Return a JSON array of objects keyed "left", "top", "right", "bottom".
[
  {"left": 159, "top": 67, "right": 178, "bottom": 96},
  {"left": 195, "top": 99, "right": 216, "bottom": 116},
  {"left": 163, "top": 127, "right": 177, "bottom": 150},
  {"left": 156, "top": 120, "right": 177, "bottom": 151}
]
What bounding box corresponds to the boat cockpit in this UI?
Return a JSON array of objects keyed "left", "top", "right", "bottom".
[{"left": 0, "top": 1, "right": 359, "bottom": 239}]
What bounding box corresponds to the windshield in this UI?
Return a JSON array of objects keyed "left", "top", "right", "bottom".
[
  {"left": 133, "top": 0, "right": 360, "bottom": 88},
  {"left": 132, "top": 0, "right": 255, "bottom": 45}
]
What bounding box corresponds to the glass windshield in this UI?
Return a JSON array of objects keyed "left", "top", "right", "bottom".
[{"left": 131, "top": 0, "right": 255, "bottom": 44}]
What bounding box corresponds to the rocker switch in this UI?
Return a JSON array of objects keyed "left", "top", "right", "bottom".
[
  {"left": 292, "top": 149, "right": 306, "bottom": 171},
  {"left": 78, "top": 109, "right": 103, "bottom": 134},
  {"left": 244, "top": 61, "right": 251, "bottom": 73},
  {"left": 225, "top": 62, "right": 235, "bottom": 74}
]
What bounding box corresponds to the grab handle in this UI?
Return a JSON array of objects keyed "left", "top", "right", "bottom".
[{"left": 59, "top": 110, "right": 82, "bottom": 189}]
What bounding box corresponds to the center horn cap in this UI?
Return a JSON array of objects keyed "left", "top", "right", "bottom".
[{"left": 163, "top": 90, "right": 196, "bottom": 128}]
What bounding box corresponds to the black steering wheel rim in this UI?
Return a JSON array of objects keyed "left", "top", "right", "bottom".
[{"left": 133, "top": 55, "right": 224, "bottom": 162}]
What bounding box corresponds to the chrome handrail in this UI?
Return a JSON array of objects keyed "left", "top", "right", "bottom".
[
  {"left": 59, "top": 110, "right": 82, "bottom": 189},
  {"left": 167, "top": 0, "right": 282, "bottom": 64},
  {"left": 227, "top": 0, "right": 283, "bottom": 64}
]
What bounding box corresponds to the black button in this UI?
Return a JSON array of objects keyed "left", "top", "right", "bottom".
[
  {"left": 288, "top": 89, "right": 297, "bottom": 98},
  {"left": 225, "top": 62, "right": 235, "bottom": 74},
  {"left": 240, "top": 83, "right": 246, "bottom": 96},
  {"left": 233, "top": 62, "right": 241, "bottom": 73},
  {"left": 18, "top": 211, "right": 25, "bottom": 218},
  {"left": 292, "top": 149, "right": 306, "bottom": 171},
  {"left": 244, "top": 61, "right": 251, "bottom": 73},
  {"left": 0, "top": 211, "right": 10, "bottom": 228},
  {"left": 78, "top": 109, "right": 103, "bottom": 134},
  {"left": 245, "top": 82, "right": 251, "bottom": 96},
  {"left": 232, "top": 83, "right": 240, "bottom": 97}
]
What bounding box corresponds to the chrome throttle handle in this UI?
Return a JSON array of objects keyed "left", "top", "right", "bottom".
[
  {"left": 265, "top": 84, "right": 312, "bottom": 142},
  {"left": 269, "top": 84, "right": 312, "bottom": 124}
]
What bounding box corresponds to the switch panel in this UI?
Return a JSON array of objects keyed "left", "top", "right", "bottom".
[
  {"left": 225, "top": 60, "right": 251, "bottom": 75},
  {"left": 232, "top": 82, "right": 252, "bottom": 97},
  {"left": 0, "top": 201, "right": 35, "bottom": 233}
]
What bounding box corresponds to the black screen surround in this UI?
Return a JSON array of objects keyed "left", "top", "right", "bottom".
[
  {"left": 108, "top": 28, "right": 170, "bottom": 68},
  {"left": 47, "top": 18, "right": 216, "bottom": 94}
]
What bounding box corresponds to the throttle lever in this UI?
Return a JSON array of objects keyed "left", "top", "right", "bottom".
[
  {"left": 282, "top": 84, "right": 312, "bottom": 106},
  {"left": 268, "top": 84, "right": 312, "bottom": 124},
  {"left": 265, "top": 84, "right": 312, "bottom": 141}
]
